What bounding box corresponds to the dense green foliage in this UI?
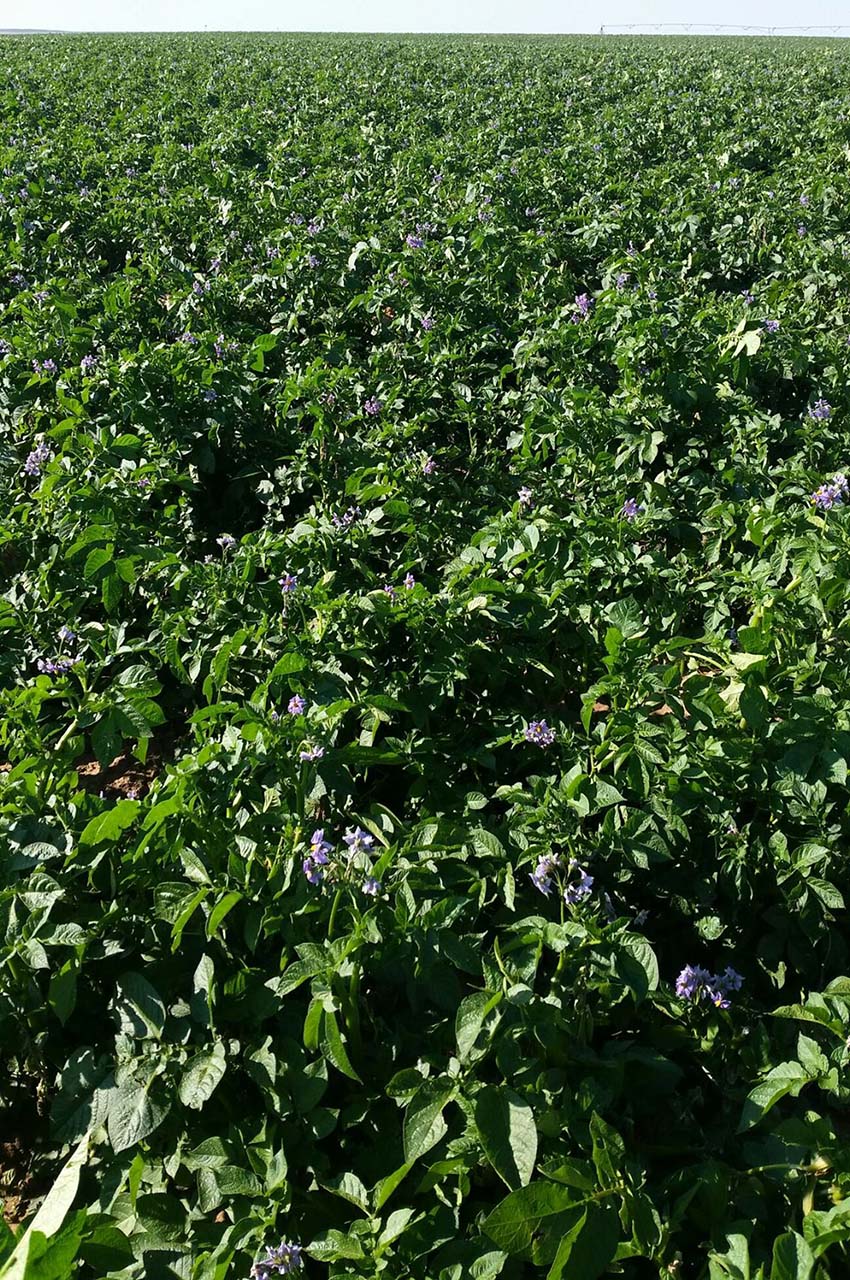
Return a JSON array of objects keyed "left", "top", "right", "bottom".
[{"left": 2, "top": 30, "right": 850, "bottom": 1279}]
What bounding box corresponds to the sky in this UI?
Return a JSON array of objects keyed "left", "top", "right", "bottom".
[{"left": 5, "top": 0, "right": 850, "bottom": 33}]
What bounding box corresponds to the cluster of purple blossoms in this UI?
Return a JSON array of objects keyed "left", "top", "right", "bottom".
[
  {"left": 303, "top": 825, "right": 380, "bottom": 894},
  {"left": 80, "top": 352, "right": 97, "bottom": 372},
  {"left": 420, "top": 313, "right": 435, "bottom": 331},
  {"left": 382, "top": 583, "right": 397, "bottom": 600},
  {"left": 811, "top": 473, "right": 849, "bottom": 510},
  {"left": 564, "top": 859, "right": 594, "bottom": 905},
  {"left": 209, "top": 256, "right": 222, "bottom": 273},
  {"left": 33, "top": 289, "right": 49, "bottom": 303},
  {"left": 178, "top": 331, "right": 198, "bottom": 345},
  {"left": 332, "top": 505, "right": 361, "bottom": 529},
  {"left": 797, "top": 224, "right": 807, "bottom": 238},
  {"left": 403, "top": 572, "right": 415, "bottom": 589},
  {"left": 740, "top": 290, "right": 754, "bottom": 306},
  {"left": 405, "top": 233, "right": 425, "bottom": 249},
  {"left": 303, "top": 829, "right": 333, "bottom": 884},
  {"left": 37, "top": 655, "right": 77, "bottom": 676},
  {"left": 216, "top": 534, "right": 236, "bottom": 552},
  {"left": 570, "top": 292, "right": 592, "bottom": 323},
  {"left": 530, "top": 852, "right": 560, "bottom": 895},
  {"left": 213, "top": 335, "right": 239, "bottom": 359},
  {"left": 762, "top": 318, "right": 780, "bottom": 334},
  {"left": 808, "top": 398, "right": 832, "bottom": 421},
  {"left": 192, "top": 278, "right": 211, "bottom": 296},
  {"left": 615, "top": 271, "right": 630, "bottom": 291},
  {"left": 518, "top": 486, "right": 533, "bottom": 507},
  {"left": 620, "top": 497, "right": 643, "bottom": 520},
  {"left": 421, "top": 455, "right": 437, "bottom": 475},
  {"left": 32, "top": 358, "right": 57, "bottom": 375},
  {"left": 280, "top": 573, "right": 298, "bottom": 594},
  {"left": 799, "top": 193, "right": 810, "bottom": 207},
  {"left": 23, "top": 439, "right": 51, "bottom": 477},
  {"left": 676, "top": 963, "right": 743, "bottom": 1010},
  {"left": 250, "top": 1241, "right": 303, "bottom": 1279},
  {"left": 307, "top": 219, "right": 323, "bottom": 235},
  {"left": 363, "top": 395, "right": 382, "bottom": 416},
  {"left": 203, "top": 389, "right": 218, "bottom": 402},
  {"left": 299, "top": 745, "right": 324, "bottom": 762},
  {"left": 524, "top": 719, "right": 556, "bottom": 748},
  {"left": 307, "top": 254, "right": 320, "bottom": 268},
  {"left": 57, "top": 624, "right": 77, "bottom": 644},
  {"left": 287, "top": 694, "right": 306, "bottom": 715}
]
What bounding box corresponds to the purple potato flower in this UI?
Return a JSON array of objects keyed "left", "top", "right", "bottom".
[
  {"left": 303, "top": 829, "right": 333, "bottom": 885},
  {"left": 403, "top": 572, "right": 415, "bottom": 589},
  {"left": 37, "top": 656, "right": 77, "bottom": 676},
  {"left": 363, "top": 395, "right": 382, "bottom": 416},
  {"left": 421, "top": 455, "right": 436, "bottom": 475},
  {"left": 279, "top": 573, "right": 298, "bottom": 593},
  {"left": 287, "top": 694, "right": 306, "bottom": 715},
  {"left": 809, "top": 398, "right": 832, "bottom": 421},
  {"left": 216, "top": 534, "right": 236, "bottom": 552},
  {"left": 676, "top": 963, "right": 743, "bottom": 1008},
  {"left": 23, "top": 439, "right": 51, "bottom": 476},
  {"left": 530, "top": 853, "right": 560, "bottom": 895},
  {"left": 762, "top": 318, "right": 780, "bottom": 333},
  {"left": 250, "top": 1241, "right": 303, "bottom": 1279},
  {"left": 299, "top": 745, "right": 324, "bottom": 762},
  {"left": 811, "top": 473, "right": 849, "bottom": 510},
  {"left": 564, "top": 859, "right": 594, "bottom": 905},
  {"left": 620, "top": 497, "right": 643, "bottom": 520},
  {"left": 332, "top": 504, "right": 361, "bottom": 529},
  {"left": 525, "top": 719, "right": 556, "bottom": 748},
  {"left": 362, "top": 876, "right": 382, "bottom": 896},
  {"left": 343, "top": 826, "right": 375, "bottom": 854},
  {"left": 518, "top": 486, "right": 533, "bottom": 507}
]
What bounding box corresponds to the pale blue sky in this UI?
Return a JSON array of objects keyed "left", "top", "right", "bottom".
[{"left": 7, "top": 0, "right": 850, "bottom": 33}]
